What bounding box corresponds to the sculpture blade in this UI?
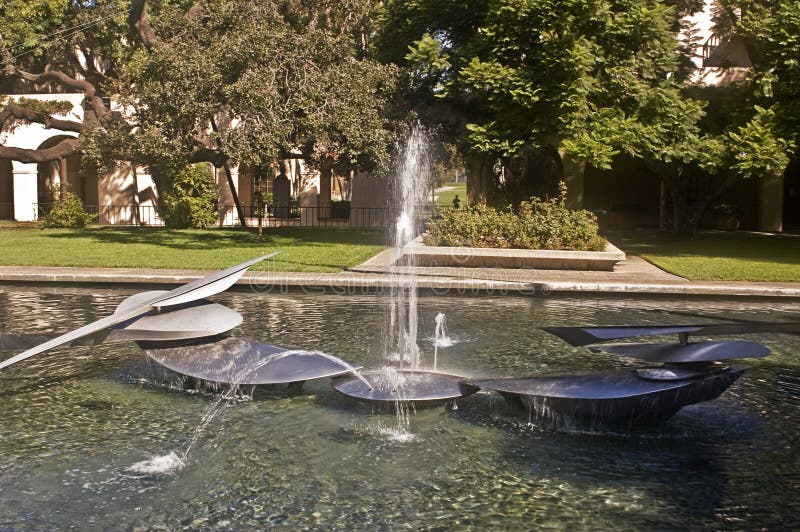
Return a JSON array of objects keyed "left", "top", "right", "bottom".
[
  {"left": 150, "top": 252, "right": 281, "bottom": 308},
  {"left": 464, "top": 368, "right": 744, "bottom": 400},
  {"left": 543, "top": 322, "right": 800, "bottom": 346},
  {"left": 0, "top": 308, "right": 145, "bottom": 370},
  {"left": 0, "top": 253, "right": 278, "bottom": 371},
  {"left": 588, "top": 340, "right": 770, "bottom": 363},
  {"left": 464, "top": 369, "right": 746, "bottom": 425},
  {"left": 332, "top": 370, "right": 479, "bottom": 404}
]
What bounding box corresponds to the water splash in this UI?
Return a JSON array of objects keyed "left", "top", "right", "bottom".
[
  {"left": 127, "top": 451, "right": 185, "bottom": 476},
  {"left": 374, "top": 366, "right": 416, "bottom": 435},
  {"left": 433, "top": 312, "right": 451, "bottom": 370}
]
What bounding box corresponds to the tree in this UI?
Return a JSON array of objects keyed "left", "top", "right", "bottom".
[
  {"left": 0, "top": 0, "right": 396, "bottom": 214},
  {"left": 380, "top": 0, "right": 706, "bottom": 209},
  {"left": 649, "top": 0, "right": 797, "bottom": 233},
  {"left": 115, "top": 0, "right": 396, "bottom": 185}
]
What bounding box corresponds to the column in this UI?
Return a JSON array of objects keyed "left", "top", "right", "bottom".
[
  {"left": 561, "top": 153, "right": 585, "bottom": 210},
  {"left": 759, "top": 173, "right": 784, "bottom": 232},
  {"left": 12, "top": 162, "right": 38, "bottom": 221}
]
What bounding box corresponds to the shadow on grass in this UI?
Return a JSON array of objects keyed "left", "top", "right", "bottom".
[{"left": 40, "top": 226, "right": 387, "bottom": 251}]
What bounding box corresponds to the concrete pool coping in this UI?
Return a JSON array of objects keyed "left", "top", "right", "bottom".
[{"left": 0, "top": 259, "right": 798, "bottom": 298}]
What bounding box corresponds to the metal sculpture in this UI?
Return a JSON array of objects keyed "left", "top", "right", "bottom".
[
  {"left": 466, "top": 323, "right": 800, "bottom": 427},
  {"left": 0, "top": 253, "right": 280, "bottom": 370}
]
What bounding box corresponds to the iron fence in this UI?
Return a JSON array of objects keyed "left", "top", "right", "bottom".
[
  {"left": 30, "top": 203, "right": 391, "bottom": 228},
  {"left": 218, "top": 205, "right": 390, "bottom": 228}
]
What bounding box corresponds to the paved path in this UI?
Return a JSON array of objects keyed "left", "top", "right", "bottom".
[{"left": 1, "top": 255, "right": 798, "bottom": 298}]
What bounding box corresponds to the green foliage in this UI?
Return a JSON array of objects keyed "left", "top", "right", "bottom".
[
  {"left": 43, "top": 192, "right": 95, "bottom": 229},
  {"left": 405, "top": 33, "right": 451, "bottom": 92},
  {"left": 727, "top": 106, "right": 794, "bottom": 178},
  {"left": 424, "top": 183, "right": 606, "bottom": 250},
  {"left": 0, "top": 0, "right": 130, "bottom": 88},
  {"left": 383, "top": 0, "right": 699, "bottom": 167},
  {"left": 118, "top": 0, "right": 397, "bottom": 176},
  {"left": 160, "top": 164, "right": 218, "bottom": 229}
]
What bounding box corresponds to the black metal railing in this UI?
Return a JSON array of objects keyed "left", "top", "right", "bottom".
[
  {"left": 702, "top": 34, "right": 721, "bottom": 67},
  {"left": 31, "top": 203, "right": 391, "bottom": 228},
  {"left": 218, "top": 204, "right": 390, "bottom": 228}
]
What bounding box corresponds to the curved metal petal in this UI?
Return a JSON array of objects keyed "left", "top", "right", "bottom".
[
  {"left": 108, "top": 300, "right": 243, "bottom": 342},
  {"left": 1, "top": 301, "right": 242, "bottom": 350},
  {"left": 141, "top": 336, "right": 359, "bottom": 385},
  {"left": 333, "top": 370, "right": 479, "bottom": 404},
  {"left": 150, "top": 252, "right": 280, "bottom": 308},
  {"left": 543, "top": 322, "right": 800, "bottom": 346},
  {"left": 114, "top": 290, "right": 168, "bottom": 315},
  {"left": 465, "top": 369, "right": 746, "bottom": 424},
  {"left": 588, "top": 340, "right": 770, "bottom": 363}
]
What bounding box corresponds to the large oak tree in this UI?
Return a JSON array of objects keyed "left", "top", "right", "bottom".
[{"left": 0, "top": 0, "right": 396, "bottom": 198}]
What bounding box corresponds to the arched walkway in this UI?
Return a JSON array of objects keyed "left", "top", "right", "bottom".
[{"left": 35, "top": 136, "right": 95, "bottom": 207}]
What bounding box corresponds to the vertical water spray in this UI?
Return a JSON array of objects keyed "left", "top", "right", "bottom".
[
  {"left": 433, "top": 312, "right": 446, "bottom": 371},
  {"left": 387, "top": 125, "right": 433, "bottom": 370}
]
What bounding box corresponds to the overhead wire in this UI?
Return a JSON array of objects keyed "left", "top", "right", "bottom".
[{"left": 1, "top": 8, "right": 125, "bottom": 65}]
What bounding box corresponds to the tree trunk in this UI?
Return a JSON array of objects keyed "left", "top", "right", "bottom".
[
  {"left": 666, "top": 176, "right": 714, "bottom": 236},
  {"left": 209, "top": 117, "right": 247, "bottom": 228},
  {"left": 465, "top": 153, "right": 494, "bottom": 205},
  {"left": 559, "top": 150, "right": 585, "bottom": 210},
  {"left": 670, "top": 190, "right": 697, "bottom": 235}
]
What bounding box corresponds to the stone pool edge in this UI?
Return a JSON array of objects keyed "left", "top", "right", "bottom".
[{"left": 0, "top": 266, "right": 799, "bottom": 299}]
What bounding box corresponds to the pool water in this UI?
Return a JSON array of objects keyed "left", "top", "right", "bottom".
[{"left": 1, "top": 285, "right": 799, "bottom": 529}]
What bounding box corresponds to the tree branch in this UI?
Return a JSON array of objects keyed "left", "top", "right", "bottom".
[
  {"left": 188, "top": 146, "right": 228, "bottom": 167},
  {"left": 129, "top": 0, "right": 157, "bottom": 49},
  {"left": 0, "top": 138, "right": 82, "bottom": 163},
  {"left": 0, "top": 102, "right": 84, "bottom": 133},
  {"left": 15, "top": 68, "right": 106, "bottom": 119}
]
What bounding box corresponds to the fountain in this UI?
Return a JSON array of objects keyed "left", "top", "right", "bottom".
[{"left": 332, "top": 126, "right": 479, "bottom": 406}]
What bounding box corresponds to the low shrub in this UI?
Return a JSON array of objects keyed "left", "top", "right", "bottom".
[
  {"left": 424, "top": 182, "right": 606, "bottom": 251},
  {"left": 160, "top": 164, "right": 218, "bottom": 229},
  {"left": 43, "top": 192, "right": 96, "bottom": 228}
]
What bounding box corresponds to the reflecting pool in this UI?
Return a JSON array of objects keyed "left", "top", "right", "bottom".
[{"left": 1, "top": 285, "right": 798, "bottom": 529}]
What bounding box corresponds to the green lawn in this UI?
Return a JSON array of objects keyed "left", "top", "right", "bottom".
[
  {"left": 610, "top": 230, "right": 800, "bottom": 282},
  {"left": 0, "top": 226, "right": 387, "bottom": 272},
  {"left": 435, "top": 181, "right": 467, "bottom": 208}
]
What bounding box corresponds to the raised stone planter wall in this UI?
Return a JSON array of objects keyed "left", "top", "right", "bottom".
[{"left": 400, "top": 238, "right": 625, "bottom": 271}]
